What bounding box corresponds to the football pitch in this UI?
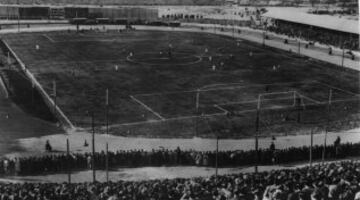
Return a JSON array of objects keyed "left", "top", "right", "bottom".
[{"left": 2, "top": 30, "right": 360, "bottom": 138}]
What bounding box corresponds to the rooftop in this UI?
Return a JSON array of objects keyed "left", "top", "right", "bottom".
[{"left": 262, "top": 8, "right": 359, "bottom": 34}]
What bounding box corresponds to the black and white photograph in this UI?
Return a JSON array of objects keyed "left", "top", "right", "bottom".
[{"left": 0, "top": 0, "right": 359, "bottom": 199}]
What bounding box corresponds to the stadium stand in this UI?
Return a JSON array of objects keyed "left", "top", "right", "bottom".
[
  {"left": 262, "top": 9, "right": 359, "bottom": 50},
  {"left": 0, "top": 160, "right": 359, "bottom": 199}
]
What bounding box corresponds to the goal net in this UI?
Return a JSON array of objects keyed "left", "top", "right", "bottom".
[{"left": 258, "top": 91, "right": 298, "bottom": 110}]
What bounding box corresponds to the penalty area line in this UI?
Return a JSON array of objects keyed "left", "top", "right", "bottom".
[
  {"left": 98, "top": 111, "right": 228, "bottom": 130},
  {"left": 130, "top": 95, "right": 165, "bottom": 120},
  {"left": 43, "top": 34, "right": 56, "bottom": 43},
  {"left": 314, "top": 81, "right": 360, "bottom": 97},
  {"left": 214, "top": 104, "right": 230, "bottom": 114},
  {"left": 296, "top": 93, "right": 321, "bottom": 104}
]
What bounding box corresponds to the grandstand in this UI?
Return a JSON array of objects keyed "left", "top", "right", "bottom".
[
  {"left": 0, "top": 161, "right": 359, "bottom": 199},
  {"left": 262, "top": 8, "right": 359, "bottom": 50}
]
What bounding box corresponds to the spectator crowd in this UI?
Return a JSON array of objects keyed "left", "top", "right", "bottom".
[
  {"left": 266, "top": 21, "right": 359, "bottom": 51},
  {"left": 0, "top": 161, "right": 359, "bottom": 200},
  {"left": 0, "top": 138, "right": 359, "bottom": 176}
]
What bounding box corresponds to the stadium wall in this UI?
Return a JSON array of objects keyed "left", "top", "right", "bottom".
[
  {"left": 0, "top": 6, "right": 18, "bottom": 19},
  {"left": 19, "top": 7, "right": 50, "bottom": 19},
  {"left": 0, "top": 6, "right": 159, "bottom": 20},
  {"left": 0, "top": 0, "right": 225, "bottom": 5},
  {"left": 0, "top": 0, "right": 355, "bottom": 6},
  {"left": 87, "top": 7, "right": 158, "bottom": 20}
]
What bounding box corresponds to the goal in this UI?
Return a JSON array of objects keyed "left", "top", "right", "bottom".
[{"left": 258, "top": 91, "right": 300, "bottom": 110}]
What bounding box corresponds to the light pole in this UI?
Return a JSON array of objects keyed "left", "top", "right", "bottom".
[
  {"left": 262, "top": 31, "right": 265, "bottom": 46},
  {"left": 202, "top": 117, "right": 219, "bottom": 183},
  {"left": 66, "top": 138, "right": 71, "bottom": 183},
  {"left": 105, "top": 88, "right": 109, "bottom": 183},
  {"left": 255, "top": 94, "right": 261, "bottom": 173},
  {"left": 31, "top": 81, "right": 35, "bottom": 106},
  {"left": 17, "top": 12, "right": 20, "bottom": 33},
  {"left": 310, "top": 128, "right": 313, "bottom": 167},
  {"left": 263, "top": 22, "right": 268, "bottom": 47},
  {"left": 7, "top": 51, "right": 10, "bottom": 67},
  {"left": 195, "top": 88, "right": 200, "bottom": 137},
  {"left": 341, "top": 46, "right": 345, "bottom": 68},
  {"left": 53, "top": 80, "right": 57, "bottom": 115},
  {"left": 232, "top": 13, "right": 235, "bottom": 39},
  {"left": 91, "top": 111, "right": 96, "bottom": 183},
  {"left": 215, "top": 136, "right": 219, "bottom": 183},
  {"left": 321, "top": 89, "right": 332, "bottom": 165}
]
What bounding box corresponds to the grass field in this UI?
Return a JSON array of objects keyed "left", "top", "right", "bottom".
[{"left": 2, "top": 30, "right": 360, "bottom": 138}]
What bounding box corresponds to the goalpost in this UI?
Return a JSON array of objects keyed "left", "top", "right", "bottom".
[{"left": 258, "top": 90, "right": 303, "bottom": 109}]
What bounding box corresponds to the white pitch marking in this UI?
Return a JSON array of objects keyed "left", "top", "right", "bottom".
[
  {"left": 214, "top": 104, "right": 229, "bottom": 114},
  {"left": 130, "top": 95, "right": 165, "bottom": 120},
  {"left": 98, "top": 111, "right": 227, "bottom": 130},
  {"left": 314, "top": 81, "right": 359, "bottom": 96},
  {"left": 43, "top": 34, "right": 56, "bottom": 43},
  {"left": 296, "top": 93, "right": 321, "bottom": 104}
]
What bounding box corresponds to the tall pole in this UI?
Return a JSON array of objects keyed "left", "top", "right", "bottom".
[
  {"left": 31, "top": 81, "right": 35, "bottom": 106},
  {"left": 322, "top": 89, "right": 332, "bottom": 165},
  {"left": 232, "top": 14, "right": 235, "bottom": 39},
  {"left": 17, "top": 11, "right": 20, "bottom": 32},
  {"left": 215, "top": 136, "right": 219, "bottom": 183},
  {"left": 7, "top": 51, "right": 10, "bottom": 66},
  {"left": 195, "top": 89, "right": 200, "bottom": 137},
  {"left": 106, "top": 142, "right": 109, "bottom": 182},
  {"left": 292, "top": 91, "right": 297, "bottom": 106},
  {"left": 196, "top": 89, "right": 200, "bottom": 113},
  {"left": 66, "top": 138, "right": 71, "bottom": 183},
  {"left": 92, "top": 112, "right": 96, "bottom": 183},
  {"left": 298, "top": 41, "right": 301, "bottom": 55},
  {"left": 53, "top": 80, "right": 56, "bottom": 114},
  {"left": 310, "top": 129, "right": 313, "bottom": 167},
  {"left": 262, "top": 32, "right": 265, "bottom": 46},
  {"left": 105, "top": 88, "right": 109, "bottom": 183},
  {"left": 255, "top": 95, "right": 261, "bottom": 173},
  {"left": 341, "top": 47, "right": 345, "bottom": 68},
  {"left": 7, "top": 51, "right": 11, "bottom": 90},
  {"left": 296, "top": 93, "right": 301, "bottom": 123}
]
